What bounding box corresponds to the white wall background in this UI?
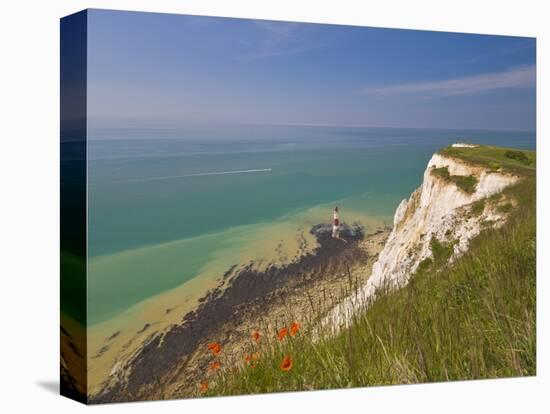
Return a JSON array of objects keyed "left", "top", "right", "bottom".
[{"left": 0, "top": 0, "right": 547, "bottom": 412}]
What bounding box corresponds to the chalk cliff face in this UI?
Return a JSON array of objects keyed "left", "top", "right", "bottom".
[{"left": 326, "top": 150, "right": 520, "bottom": 329}]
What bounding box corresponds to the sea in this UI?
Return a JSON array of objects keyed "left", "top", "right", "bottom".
[{"left": 87, "top": 124, "right": 535, "bottom": 327}]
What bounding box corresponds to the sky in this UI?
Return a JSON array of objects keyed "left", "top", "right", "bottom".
[{"left": 87, "top": 9, "right": 536, "bottom": 131}]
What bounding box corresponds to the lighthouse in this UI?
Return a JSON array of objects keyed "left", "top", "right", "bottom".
[{"left": 332, "top": 206, "right": 340, "bottom": 238}]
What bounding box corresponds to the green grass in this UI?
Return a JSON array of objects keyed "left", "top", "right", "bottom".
[
  {"left": 488, "top": 161, "right": 501, "bottom": 172},
  {"left": 470, "top": 200, "right": 486, "bottom": 217},
  {"left": 504, "top": 150, "right": 531, "bottom": 165},
  {"left": 207, "top": 148, "right": 536, "bottom": 397},
  {"left": 498, "top": 203, "right": 513, "bottom": 214},
  {"left": 439, "top": 145, "right": 536, "bottom": 176},
  {"left": 429, "top": 237, "right": 455, "bottom": 264},
  {"left": 431, "top": 166, "right": 478, "bottom": 194}
]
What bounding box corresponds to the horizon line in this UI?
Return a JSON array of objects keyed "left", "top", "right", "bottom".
[{"left": 86, "top": 117, "right": 536, "bottom": 134}]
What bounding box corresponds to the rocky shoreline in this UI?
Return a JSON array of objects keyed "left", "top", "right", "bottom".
[{"left": 92, "top": 223, "right": 390, "bottom": 403}]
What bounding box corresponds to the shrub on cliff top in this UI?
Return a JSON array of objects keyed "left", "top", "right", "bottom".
[
  {"left": 431, "top": 166, "right": 478, "bottom": 194},
  {"left": 505, "top": 150, "right": 530, "bottom": 165},
  {"left": 452, "top": 174, "right": 478, "bottom": 194},
  {"left": 431, "top": 166, "right": 450, "bottom": 180}
]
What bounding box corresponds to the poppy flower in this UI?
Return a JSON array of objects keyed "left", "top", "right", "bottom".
[
  {"left": 280, "top": 355, "right": 293, "bottom": 372},
  {"left": 277, "top": 327, "right": 289, "bottom": 341},
  {"left": 290, "top": 322, "right": 300, "bottom": 336},
  {"left": 252, "top": 330, "right": 261, "bottom": 344},
  {"left": 209, "top": 361, "right": 221, "bottom": 371},
  {"left": 200, "top": 381, "right": 209, "bottom": 393},
  {"left": 207, "top": 342, "right": 221, "bottom": 355}
]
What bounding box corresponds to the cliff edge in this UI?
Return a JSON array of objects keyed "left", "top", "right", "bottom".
[{"left": 326, "top": 144, "right": 527, "bottom": 329}]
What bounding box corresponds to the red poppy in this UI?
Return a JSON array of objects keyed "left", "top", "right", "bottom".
[
  {"left": 207, "top": 342, "right": 221, "bottom": 356},
  {"left": 290, "top": 322, "right": 300, "bottom": 337},
  {"left": 280, "top": 355, "right": 293, "bottom": 372},
  {"left": 209, "top": 361, "right": 221, "bottom": 371},
  {"left": 252, "top": 330, "right": 261, "bottom": 344},
  {"left": 277, "top": 327, "right": 289, "bottom": 341},
  {"left": 200, "top": 381, "right": 209, "bottom": 393}
]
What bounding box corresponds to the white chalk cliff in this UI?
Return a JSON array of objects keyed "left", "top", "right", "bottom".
[{"left": 326, "top": 150, "right": 520, "bottom": 329}]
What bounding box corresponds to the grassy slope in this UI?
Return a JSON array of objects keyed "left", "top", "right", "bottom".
[
  {"left": 204, "top": 145, "right": 536, "bottom": 397},
  {"left": 439, "top": 144, "right": 536, "bottom": 176}
]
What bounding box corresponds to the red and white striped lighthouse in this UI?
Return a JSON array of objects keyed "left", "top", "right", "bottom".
[{"left": 332, "top": 206, "right": 340, "bottom": 238}]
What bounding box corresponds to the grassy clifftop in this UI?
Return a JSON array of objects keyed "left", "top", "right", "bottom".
[
  {"left": 201, "top": 145, "right": 536, "bottom": 397},
  {"left": 439, "top": 144, "right": 536, "bottom": 176}
]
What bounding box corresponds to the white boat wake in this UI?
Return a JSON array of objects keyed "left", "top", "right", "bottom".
[{"left": 94, "top": 168, "right": 273, "bottom": 184}]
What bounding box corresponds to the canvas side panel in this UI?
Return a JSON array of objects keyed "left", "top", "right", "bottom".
[{"left": 60, "top": 10, "right": 88, "bottom": 404}]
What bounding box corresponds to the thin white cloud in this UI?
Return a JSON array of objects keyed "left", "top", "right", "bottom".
[
  {"left": 253, "top": 20, "right": 300, "bottom": 40},
  {"left": 364, "top": 65, "right": 535, "bottom": 97},
  {"left": 241, "top": 20, "right": 324, "bottom": 61}
]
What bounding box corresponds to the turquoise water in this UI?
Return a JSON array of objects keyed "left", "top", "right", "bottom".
[{"left": 87, "top": 124, "right": 535, "bottom": 325}]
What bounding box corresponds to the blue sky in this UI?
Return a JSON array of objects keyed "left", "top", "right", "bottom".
[{"left": 87, "top": 9, "right": 536, "bottom": 130}]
